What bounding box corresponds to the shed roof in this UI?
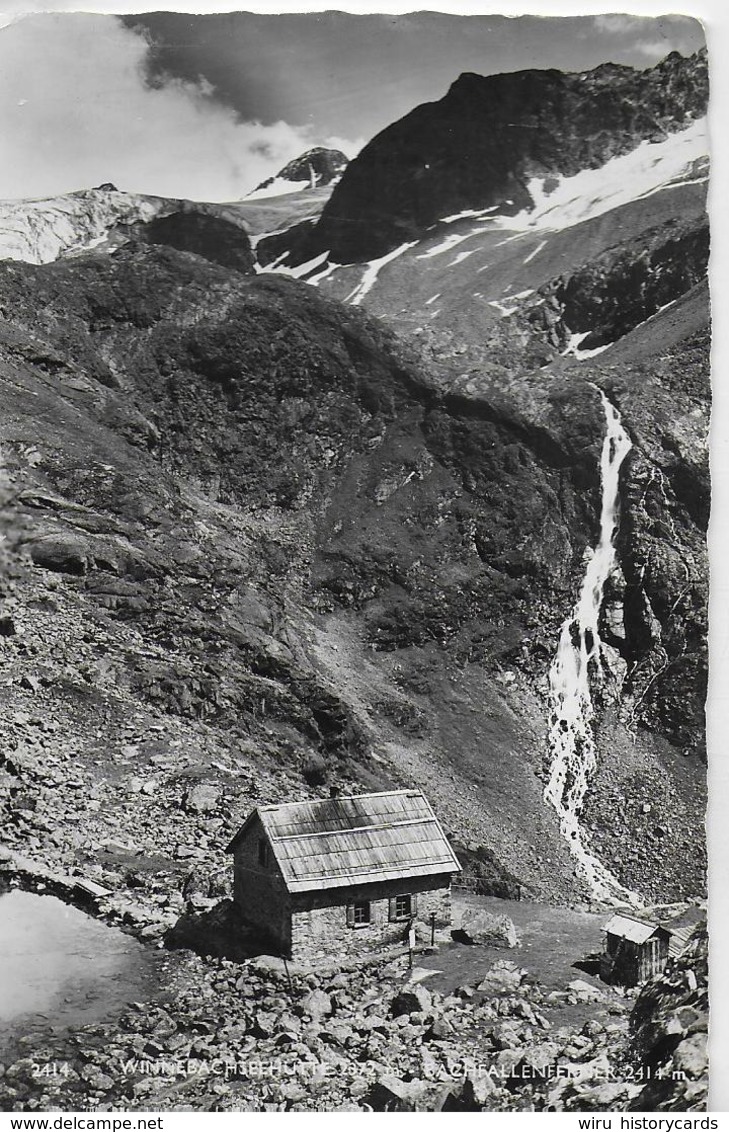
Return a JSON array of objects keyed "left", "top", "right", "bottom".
[
  {"left": 604, "top": 913, "right": 665, "bottom": 945},
  {"left": 663, "top": 907, "right": 705, "bottom": 958},
  {"left": 227, "top": 789, "right": 461, "bottom": 893}
]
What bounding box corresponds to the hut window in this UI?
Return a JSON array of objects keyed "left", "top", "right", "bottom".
[
  {"left": 347, "top": 900, "right": 371, "bottom": 927},
  {"left": 390, "top": 893, "right": 414, "bottom": 921},
  {"left": 258, "top": 838, "right": 269, "bottom": 867}
]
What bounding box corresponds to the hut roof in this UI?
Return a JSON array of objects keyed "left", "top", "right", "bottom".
[
  {"left": 662, "top": 906, "right": 705, "bottom": 957},
  {"left": 227, "top": 789, "right": 461, "bottom": 893},
  {"left": 604, "top": 913, "right": 665, "bottom": 944}
]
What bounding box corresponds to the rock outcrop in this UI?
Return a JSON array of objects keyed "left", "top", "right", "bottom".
[
  {"left": 129, "top": 211, "right": 255, "bottom": 274},
  {"left": 628, "top": 924, "right": 708, "bottom": 1111}
]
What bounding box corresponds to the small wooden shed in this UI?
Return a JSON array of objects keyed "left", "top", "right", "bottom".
[
  {"left": 600, "top": 913, "right": 670, "bottom": 986},
  {"left": 226, "top": 789, "right": 461, "bottom": 961}
]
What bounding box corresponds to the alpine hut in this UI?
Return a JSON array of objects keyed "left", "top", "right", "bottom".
[
  {"left": 226, "top": 789, "right": 461, "bottom": 961},
  {"left": 600, "top": 913, "right": 670, "bottom": 986}
]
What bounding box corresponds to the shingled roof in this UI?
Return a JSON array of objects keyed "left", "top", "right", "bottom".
[{"left": 226, "top": 789, "right": 461, "bottom": 893}]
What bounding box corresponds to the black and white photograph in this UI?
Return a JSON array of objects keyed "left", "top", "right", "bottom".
[{"left": 0, "top": 1, "right": 719, "bottom": 1116}]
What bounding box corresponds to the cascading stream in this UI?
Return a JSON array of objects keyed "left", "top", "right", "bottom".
[{"left": 544, "top": 388, "right": 642, "bottom": 907}]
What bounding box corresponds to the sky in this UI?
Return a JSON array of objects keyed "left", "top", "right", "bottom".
[{"left": 0, "top": 9, "right": 706, "bottom": 201}]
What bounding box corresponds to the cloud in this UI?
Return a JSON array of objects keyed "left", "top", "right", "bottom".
[
  {"left": 593, "top": 15, "right": 649, "bottom": 35},
  {"left": 591, "top": 12, "right": 703, "bottom": 58},
  {"left": 632, "top": 40, "right": 681, "bottom": 60},
  {"left": 322, "top": 134, "right": 365, "bottom": 159},
  {"left": 0, "top": 13, "right": 359, "bottom": 201}
]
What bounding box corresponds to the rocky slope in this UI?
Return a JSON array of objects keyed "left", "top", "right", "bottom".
[
  {"left": 0, "top": 857, "right": 707, "bottom": 1114},
  {"left": 0, "top": 235, "right": 707, "bottom": 906},
  {"left": 628, "top": 925, "right": 709, "bottom": 1111}
]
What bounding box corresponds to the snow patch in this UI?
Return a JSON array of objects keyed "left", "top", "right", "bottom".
[
  {"left": 417, "top": 224, "right": 494, "bottom": 260},
  {"left": 417, "top": 231, "right": 472, "bottom": 259},
  {"left": 488, "top": 300, "right": 518, "bottom": 317},
  {"left": 346, "top": 241, "right": 418, "bottom": 306},
  {"left": 440, "top": 205, "right": 499, "bottom": 224},
  {"left": 248, "top": 226, "right": 290, "bottom": 249},
  {"left": 307, "top": 259, "right": 340, "bottom": 287},
  {"left": 500, "top": 117, "right": 708, "bottom": 235},
  {"left": 562, "top": 332, "right": 612, "bottom": 360},
  {"left": 259, "top": 250, "right": 330, "bottom": 279},
  {"left": 244, "top": 177, "right": 311, "bottom": 201},
  {"left": 523, "top": 240, "right": 547, "bottom": 265},
  {"left": 448, "top": 249, "right": 477, "bottom": 267}
]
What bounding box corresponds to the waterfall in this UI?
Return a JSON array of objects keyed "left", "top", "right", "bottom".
[{"left": 544, "top": 388, "right": 642, "bottom": 906}]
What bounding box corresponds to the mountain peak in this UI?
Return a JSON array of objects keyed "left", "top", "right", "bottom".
[{"left": 247, "top": 147, "right": 348, "bottom": 200}]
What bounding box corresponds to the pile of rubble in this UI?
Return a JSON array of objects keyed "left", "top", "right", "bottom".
[{"left": 0, "top": 951, "right": 645, "bottom": 1113}]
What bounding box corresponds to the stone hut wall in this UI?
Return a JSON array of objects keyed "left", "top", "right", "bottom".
[
  {"left": 232, "top": 817, "right": 291, "bottom": 951},
  {"left": 289, "top": 874, "right": 452, "bottom": 963}
]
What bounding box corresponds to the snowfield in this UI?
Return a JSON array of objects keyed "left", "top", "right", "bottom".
[
  {"left": 501, "top": 117, "right": 708, "bottom": 235},
  {"left": 244, "top": 176, "right": 315, "bottom": 202}
]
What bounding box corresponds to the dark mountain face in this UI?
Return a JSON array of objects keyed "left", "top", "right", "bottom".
[
  {"left": 129, "top": 210, "right": 255, "bottom": 274},
  {"left": 251, "top": 147, "right": 349, "bottom": 194},
  {"left": 286, "top": 49, "right": 707, "bottom": 264}
]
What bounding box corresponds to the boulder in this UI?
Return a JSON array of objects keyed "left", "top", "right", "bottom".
[
  {"left": 300, "top": 989, "right": 333, "bottom": 1020},
  {"left": 248, "top": 954, "right": 290, "bottom": 981},
  {"left": 460, "top": 1067, "right": 501, "bottom": 1107},
  {"left": 477, "top": 960, "right": 525, "bottom": 994},
  {"left": 424, "top": 1015, "right": 455, "bottom": 1042},
  {"left": 319, "top": 1021, "right": 352, "bottom": 1047},
  {"left": 184, "top": 783, "right": 220, "bottom": 813},
  {"left": 490, "top": 1021, "right": 523, "bottom": 1051},
  {"left": 364, "top": 1075, "right": 428, "bottom": 1112},
  {"left": 25, "top": 533, "right": 89, "bottom": 575},
  {"left": 566, "top": 979, "right": 606, "bottom": 1003},
  {"left": 517, "top": 1041, "right": 561, "bottom": 1084},
  {"left": 672, "top": 1031, "right": 708, "bottom": 1079},
  {"left": 390, "top": 984, "right": 432, "bottom": 1017},
  {"left": 455, "top": 910, "right": 520, "bottom": 948},
  {"left": 251, "top": 1010, "right": 277, "bottom": 1038}
]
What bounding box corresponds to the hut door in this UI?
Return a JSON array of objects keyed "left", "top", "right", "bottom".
[{"left": 645, "top": 937, "right": 660, "bottom": 979}]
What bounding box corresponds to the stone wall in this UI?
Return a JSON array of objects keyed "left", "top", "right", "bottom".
[
  {"left": 290, "top": 875, "right": 452, "bottom": 963},
  {"left": 232, "top": 817, "right": 291, "bottom": 951}
]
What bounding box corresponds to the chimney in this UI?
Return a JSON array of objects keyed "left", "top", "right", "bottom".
[{"left": 329, "top": 785, "right": 340, "bottom": 799}]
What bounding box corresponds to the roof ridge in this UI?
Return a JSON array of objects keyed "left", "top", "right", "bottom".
[{"left": 256, "top": 788, "right": 423, "bottom": 812}]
